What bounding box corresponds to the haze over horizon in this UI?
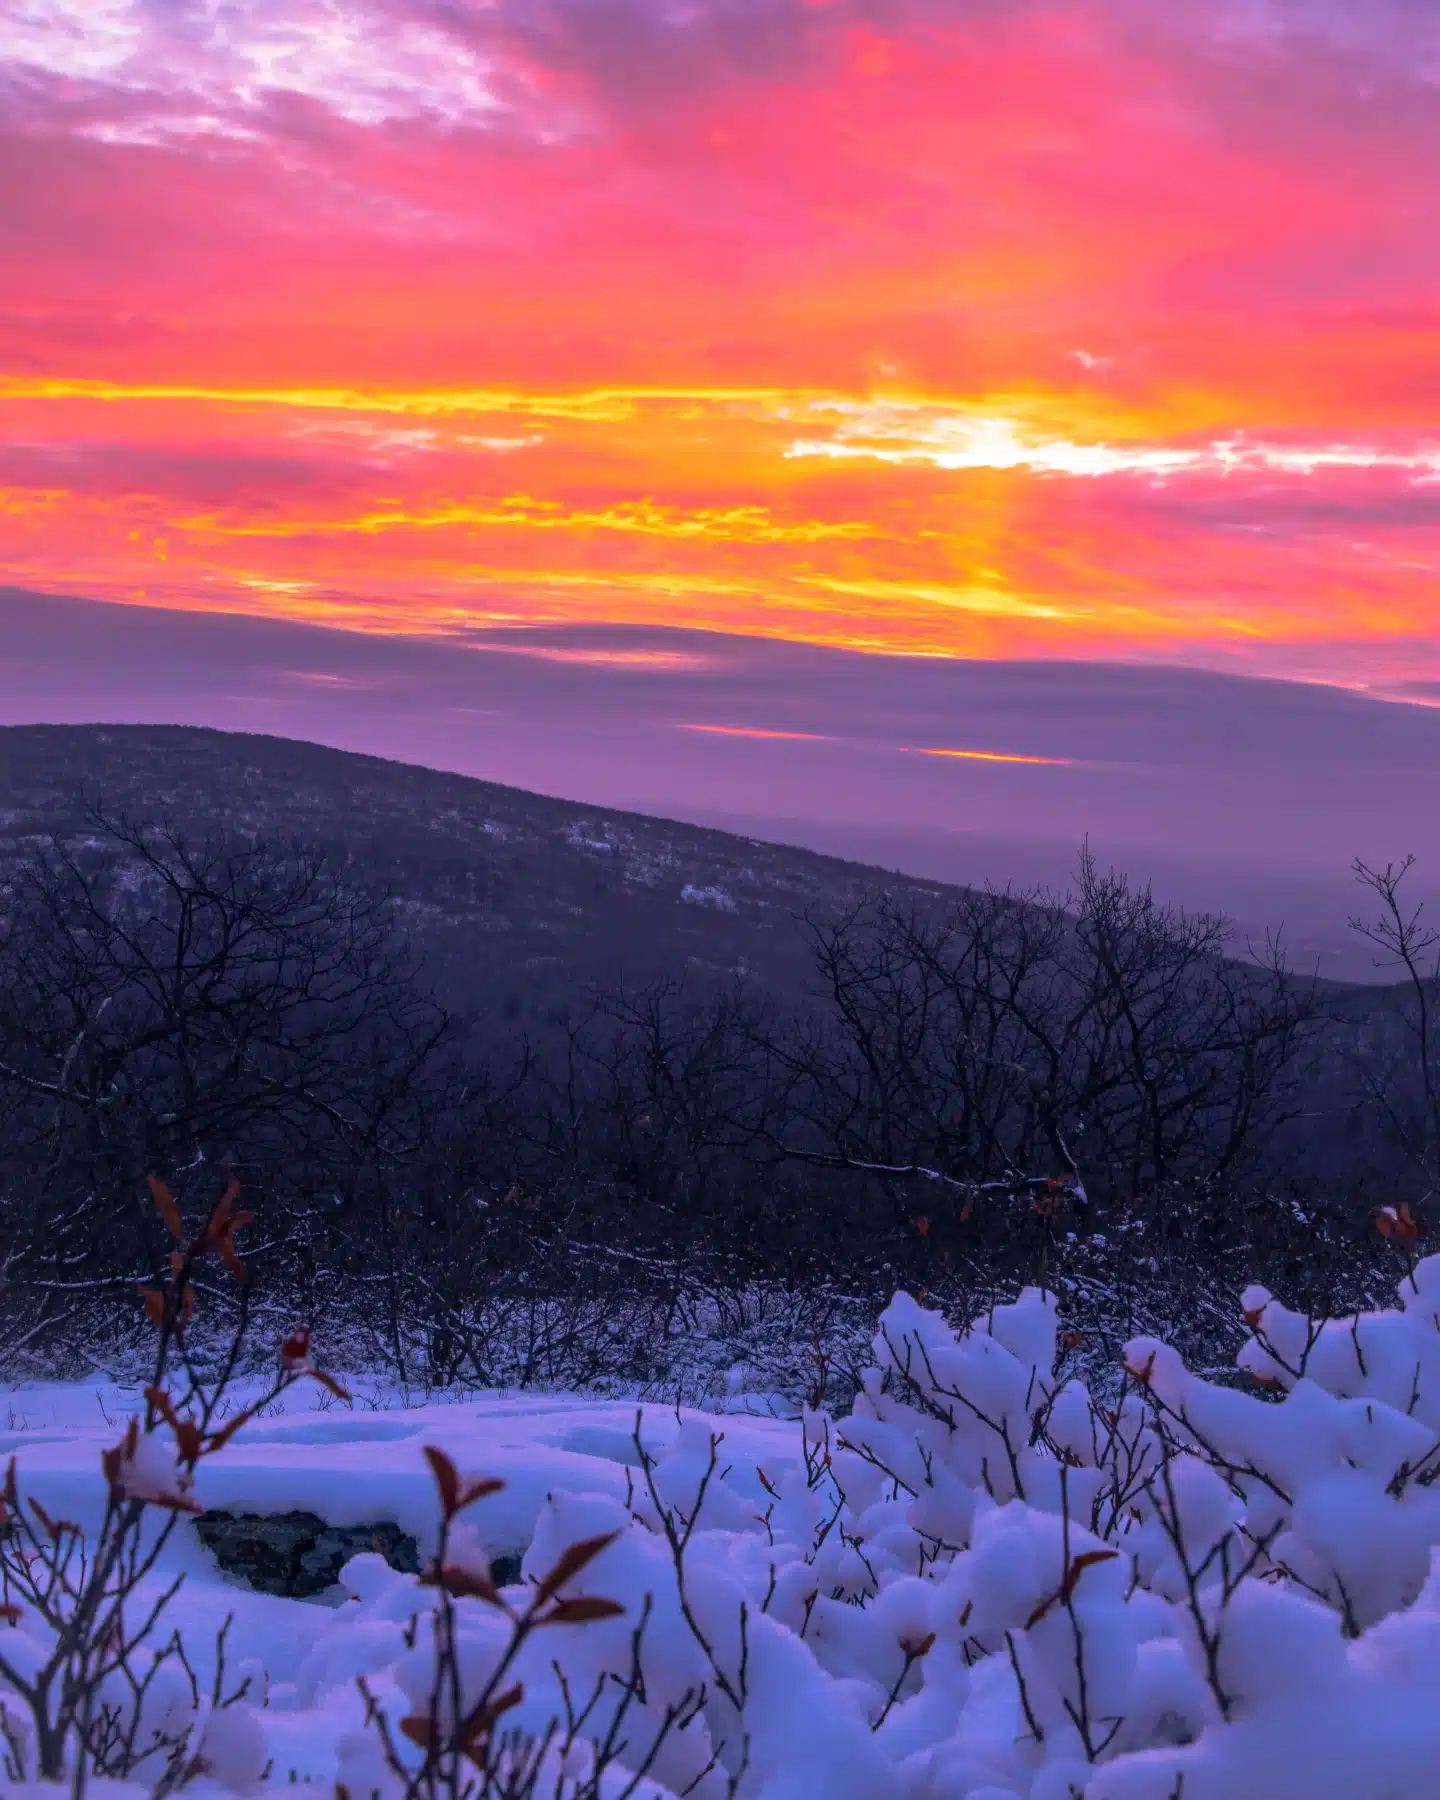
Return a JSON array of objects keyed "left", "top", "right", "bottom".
[
  {"left": 2, "top": 1, "right": 1437, "bottom": 963},
  {"left": 3, "top": 585, "right": 1437, "bottom": 977}
]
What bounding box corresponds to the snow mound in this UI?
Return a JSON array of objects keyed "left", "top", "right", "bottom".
[{"left": 7, "top": 1262, "right": 1440, "bottom": 1796}]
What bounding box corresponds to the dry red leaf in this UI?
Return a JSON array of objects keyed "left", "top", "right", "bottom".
[
  {"left": 533, "top": 1530, "right": 620, "bottom": 1604},
  {"left": 1378, "top": 1203, "right": 1420, "bottom": 1243},
  {"left": 420, "top": 1563, "right": 506, "bottom": 1605},
  {"left": 145, "top": 1386, "right": 179, "bottom": 1429},
  {"left": 1023, "top": 1549, "right": 1120, "bottom": 1628},
  {"left": 149, "top": 1176, "right": 183, "bottom": 1242},
  {"left": 423, "top": 1446, "right": 461, "bottom": 1517},
  {"left": 148, "top": 1490, "right": 204, "bottom": 1515},
  {"left": 398, "top": 1716, "right": 433, "bottom": 1751},
  {"left": 174, "top": 1421, "right": 204, "bottom": 1465},
  {"left": 898, "top": 1631, "right": 936, "bottom": 1658},
  {"left": 1062, "top": 1548, "right": 1119, "bottom": 1597},
  {"left": 138, "top": 1286, "right": 166, "bottom": 1328},
  {"left": 197, "top": 1183, "right": 251, "bottom": 1278},
  {"left": 541, "top": 1595, "right": 626, "bottom": 1625},
  {"left": 207, "top": 1405, "right": 260, "bottom": 1452},
  {"left": 102, "top": 1419, "right": 140, "bottom": 1495},
  {"left": 462, "top": 1683, "right": 524, "bottom": 1744}
]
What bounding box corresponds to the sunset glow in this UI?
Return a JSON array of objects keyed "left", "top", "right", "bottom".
[
  {"left": 681, "top": 725, "right": 834, "bottom": 742},
  {"left": 2, "top": 1, "right": 1438, "bottom": 692},
  {"left": 905, "top": 748, "right": 1075, "bottom": 767}
]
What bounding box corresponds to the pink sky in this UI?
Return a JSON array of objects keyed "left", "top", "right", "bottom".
[{"left": 0, "top": 0, "right": 1437, "bottom": 698}]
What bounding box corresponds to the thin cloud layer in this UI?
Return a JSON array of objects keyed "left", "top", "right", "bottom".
[{"left": 4, "top": 592, "right": 1438, "bottom": 885}]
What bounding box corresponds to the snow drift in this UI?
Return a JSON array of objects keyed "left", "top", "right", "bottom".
[{"left": 5, "top": 1256, "right": 1440, "bottom": 1797}]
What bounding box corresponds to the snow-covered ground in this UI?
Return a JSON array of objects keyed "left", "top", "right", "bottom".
[
  {"left": 0, "top": 1378, "right": 792, "bottom": 1569},
  {"left": 0, "top": 1382, "right": 794, "bottom": 1793},
  {"left": 5, "top": 1263, "right": 1440, "bottom": 1797}
]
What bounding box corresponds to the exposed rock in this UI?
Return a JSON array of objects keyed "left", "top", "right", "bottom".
[
  {"left": 490, "top": 1552, "right": 523, "bottom": 1587},
  {"left": 193, "top": 1510, "right": 527, "bottom": 1599},
  {"left": 193, "top": 1510, "right": 420, "bottom": 1598}
]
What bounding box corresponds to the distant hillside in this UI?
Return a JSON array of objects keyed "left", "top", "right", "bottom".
[
  {"left": 0, "top": 723, "right": 1404, "bottom": 1033},
  {"left": 0, "top": 723, "right": 1425, "bottom": 1204},
  {"left": 0, "top": 724, "right": 979, "bottom": 1030}
]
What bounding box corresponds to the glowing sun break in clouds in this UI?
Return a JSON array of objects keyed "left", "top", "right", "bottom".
[{"left": 1, "top": 0, "right": 1438, "bottom": 695}]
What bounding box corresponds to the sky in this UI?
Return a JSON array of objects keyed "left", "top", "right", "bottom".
[
  {"left": 2, "top": 0, "right": 1439, "bottom": 683},
  {"left": 1, "top": 0, "right": 1438, "bottom": 943}
]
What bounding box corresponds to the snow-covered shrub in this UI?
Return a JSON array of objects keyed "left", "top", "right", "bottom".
[
  {"left": 0, "top": 1177, "right": 347, "bottom": 1791},
  {"left": 285, "top": 1256, "right": 1440, "bottom": 1797},
  {"left": 10, "top": 1247, "right": 1440, "bottom": 1797}
]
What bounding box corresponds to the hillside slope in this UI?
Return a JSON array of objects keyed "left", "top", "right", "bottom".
[
  {"left": 0, "top": 722, "right": 1422, "bottom": 1199},
  {"left": 0, "top": 723, "right": 961, "bottom": 1026}
]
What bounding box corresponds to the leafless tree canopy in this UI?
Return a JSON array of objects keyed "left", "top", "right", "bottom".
[
  {"left": 1348, "top": 855, "right": 1440, "bottom": 1194},
  {"left": 0, "top": 812, "right": 453, "bottom": 1315},
  {"left": 0, "top": 809, "right": 1428, "bottom": 1386},
  {"left": 758, "top": 851, "right": 1315, "bottom": 1201}
]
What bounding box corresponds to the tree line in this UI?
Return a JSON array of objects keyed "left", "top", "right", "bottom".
[{"left": 0, "top": 809, "right": 1432, "bottom": 1384}]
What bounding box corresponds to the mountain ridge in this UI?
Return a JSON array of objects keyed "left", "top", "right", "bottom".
[
  {"left": 0, "top": 723, "right": 1396, "bottom": 1026},
  {"left": 0, "top": 723, "right": 979, "bottom": 1024}
]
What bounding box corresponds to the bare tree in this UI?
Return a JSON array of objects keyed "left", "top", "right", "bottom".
[
  {"left": 0, "top": 808, "right": 453, "bottom": 1318},
  {"left": 0, "top": 1175, "right": 348, "bottom": 1785},
  {"left": 759, "top": 853, "right": 1317, "bottom": 1216},
  {"left": 1349, "top": 855, "right": 1440, "bottom": 1198}
]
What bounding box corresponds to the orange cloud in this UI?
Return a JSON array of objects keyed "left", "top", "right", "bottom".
[
  {"left": 680, "top": 724, "right": 833, "bottom": 740},
  {"left": 1, "top": 1, "right": 1437, "bottom": 692},
  {"left": 902, "top": 747, "right": 1075, "bottom": 767}
]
